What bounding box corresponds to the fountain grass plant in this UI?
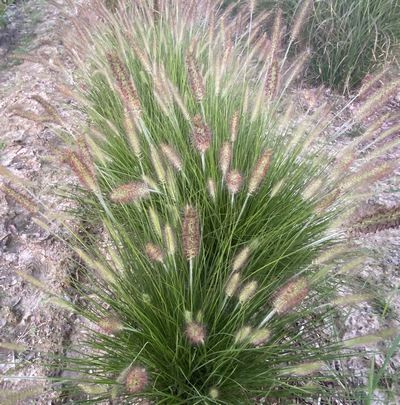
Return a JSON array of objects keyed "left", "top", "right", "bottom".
[{"left": 1, "top": 0, "right": 400, "bottom": 403}]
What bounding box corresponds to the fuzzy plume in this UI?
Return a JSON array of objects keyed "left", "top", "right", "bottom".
[
  {"left": 248, "top": 149, "right": 272, "bottom": 194},
  {"left": 110, "top": 181, "right": 151, "bottom": 203},
  {"left": 185, "top": 321, "right": 206, "bottom": 345},
  {"left": 265, "top": 61, "right": 279, "bottom": 101},
  {"left": 230, "top": 110, "right": 240, "bottom": 143},
  {"left": 290, "top": 0, "right": 313, "bottom": 44},
  {"left": 226, "top": 169, "right": 243, "bottom": 195},
  {"left": 186, "top": 52, "right": 205, "bottom": 102},
  {"left": 145, "top": 242, "right": 164, "bottom": 263},
  {"left": 125, "top": 366, "right": 149, "bottom": 393},
  {"left": 238, "top": 280, "right": 258, "bottom": 304},
  {"left": 182, "top": 205, "right": 201, "bottom": 261},
  {"left": 250, "top": 328, "right": 271, "bottom": 346},
  {"left": 207, "top": 178, "right": 217, "bottom": 200},
  {"left": 161, "top": 143, "right": 183, "bottom": 171},
  {"left": 272, "top": 277, "right": 308, "bottom": 314},
  {"left": 98, "top": 316, "right": 124, "bottom": 334},
  {"left": 225, "top": 272, "right": 241, "bottom": 298},
  {"left": 123, "top": 108, "right": 141, "bottom": 158},
  {"left": 65, "top": 150, "right": 98, "bottom": 193},
  {"left": 232, "top": 246, "right": 251, "bottom": 272},
  {"left": 192, "top": 114, "right": 212, "bottom": 154},
  {"left": 234, "top": 325, "right": 252, "bottom": 343},
  {"left": 150, "top": 145, "right": 166, "bottom": 183},
  {"left": 350, "top": 205, "right": 400, "bottom": 235},
  {"left": 219, "top": 141, "right": 232, "bottom": 178},
  {"left": 0, "top": 184, "right": 38, "bottom": 214},
  {"left": 106, "top": 52, "right": 142, "bottom": 115},
  {"left": 163, "top": 223, "right": 176, "bottom": 256}
]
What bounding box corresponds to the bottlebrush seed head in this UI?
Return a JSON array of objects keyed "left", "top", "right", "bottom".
[
  {"left": 250, "top": 328, "right": 271, "bottom": 346},
  {"left": 110, "top": 182, "right": 151, "bottom": 204},
  {"left": 150, "top": 145, "right": 166, "bottom": 183},
  {"left": 209, "top": 387, "right": 219, "bottom": 399},
  {"left": 238, "top": 280, "right": 258, "bottom": 304},
  {"left": 145, "top": 243, "right": 164, "bottom": 263},
  {"left": 219, "top": 141, "right": 232, "bottom": 177},
  {"left": 192, "top": 114, "right": 212, "bottom": 154},
  {"left": 65, "top": 150, "right": 98, "bottom": 193},
  {"left": 161, "top": 143, "right": 183, "bottom": 171},
  {"left": 230, "top": 110, "right": 239, "bottom": 143},
  {"left": 182, "top": 205, "right": 201, "bottom": 261},
  {"left": 98, "top": 316, "right": 124, "bottom": 334},
  {"left": 185, "top": 321, "right": 206, "bottom": 345},
  {"left": 226, "top": 169, "right": 243, "bottom": 195},
  {"left": 232, "top": 246, "right": 251, "bottom": 272},
  {"left": 125, "top": 366, "right": 149, "bottom": 393},
  {"left": 163, "top": 224, "right": 176, "bottom": 256},
  {"left": 207, "top": 178, "right": 217, "bottom": 200},
  {"left": 273, "top": 277, "right": 308, "bottom": 314},
  {"left": 234, "top": 325, "right": 252, "bottom": 343},
  {"left": 225, "top": 272, "right": 241, "bottom": 298},
  {"left": 248, "top": 149, "right": 272, "bottom": 194},
  {"left": 186, "top": 52, "right": 205, "bottom": 102},
  {"left": 0, "top": 184, "right": 38, "bottom": 214}
]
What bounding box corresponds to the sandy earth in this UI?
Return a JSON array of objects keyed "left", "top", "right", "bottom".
[{"left": 0, "top": 1, "right": 399, "bottom": 404}]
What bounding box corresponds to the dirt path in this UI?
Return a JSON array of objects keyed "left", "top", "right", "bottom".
[{"left": 0, "top": 0, "right": 79, "bottom": 402}]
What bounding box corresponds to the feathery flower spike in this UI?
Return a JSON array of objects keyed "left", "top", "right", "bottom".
[
  {"left": 248, "top": 149, "right": 272, "bottom": 195},
  {"left": 125, "top": 366, "right": 149, "bottom": 393},
  {"left": 226, "top": 169, "right": 243, "bottom": 196},
  {"left": 219, "top": 141, "right": 232, "bottom": 178},
  {"left": 239, "top": 280, "right": 258, "bottom": 304},
  {"left": 273, "top": 277, "right": 308, "bottom": 314},
  {"left": 185, "top": 321, "right": 206, "bottom": 345},
  {"left": 182, "top": 205, "right": 201, "bottom": 261},
  {"left": 234, "top": 326, "right": 252, "bottom": 343},
  {"left": 145, "top": 243, "right": 164, "bottom": 263},
  {"left": 232, "top": 246, "right": 251, "bottom": 272},
  {"left": 225, "top": 272, "right": 241, "bottom": 298},
  {"left": 161, "top": 143, "right": 183, "bottom": 171},
  {"left": 110, "top": 182, "right": 151, "bottom": 203}
]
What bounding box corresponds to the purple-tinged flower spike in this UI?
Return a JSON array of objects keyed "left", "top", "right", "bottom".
[
  {"left": 238, "top": 280, "right": 258, "bottom": 304},
  {"left": 125, "top": 366, "right": 149, "bottom": 393},
  {"left": 250, "top": 328, "right": 271, "bottom": 346},
  {"left": 161, "top": 143, "right": 183, "bottom": 172},
  {"left": 226, "top": 169, "right": 243, "bottom": 203},
  {"left": 225, "top": 272, "right": 241, "bottom": 298},
  {"left": 183, "top": 205, "right": 200, "bottom": 290},
  {"left": 219, "top": 141, "right": 232, "bottom": 179},
  {"left": 106, "top": 52, "right": 142, "bottom": 117},
  {"left": 186, "top": 52, "right": 205, "bottom": 102},
  {"left": 145, "top": 243, "right": 164, "bottom": 263},
  {"left": 272, "top": 277, "right": 308, "bottom": 314},
  {"left": 185, "top": 321, "right": 206, "bottom": 345},
  {"left": 207, "top": 178, "right": 217, "bottom": 201},
  {"left": 65, "top": 150, "right": 98, "bottom": 193},
  {"left": 265, "top": 61, "right": 279, "bottom": 101},
  {"left": 248, "top": 149, "right": 272, "bottom": 195},
  {"left": 230, "top": 110, "right": 240, "bottom": 143},
  {"left": 182, "top": 205, "right": 201, "bottom": 261},
  {"left": 232, "top": 246, "right": 251, "bottom": 272},
  {"left": 192, "top": 114, "right": 212, "bottom": 170},
  {"left": 110, "top": 182, "right": 151, "bottom": 204},
  {"left": 0, "top": 184, "right": 38, "bottom": 214},
  {"left": 98, "top": 316, "right": 124, "bottom": 334},
  {"left": 234, "top": 325, "right": 252, "bottom": 344}
]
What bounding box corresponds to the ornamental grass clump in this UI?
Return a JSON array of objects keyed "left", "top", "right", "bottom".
[{"left": 1, "top": 0, "right": 400, "bottom": 403}]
